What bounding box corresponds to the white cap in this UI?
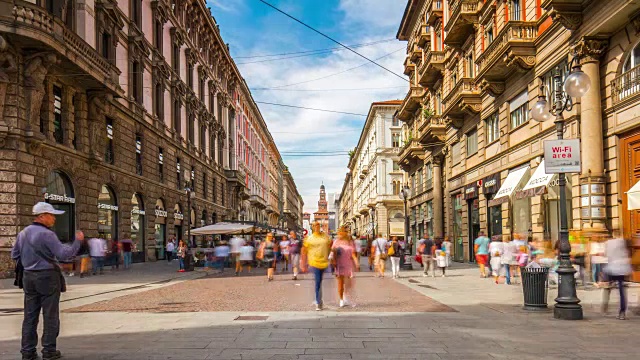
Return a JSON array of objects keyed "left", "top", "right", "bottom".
[{"left": 33, "top": 202, "right": 65, "bottom": 215}]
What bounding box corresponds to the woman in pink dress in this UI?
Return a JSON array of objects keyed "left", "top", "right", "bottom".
[{"left": 331, "top": 227, "right": 359, "bottom": 308}]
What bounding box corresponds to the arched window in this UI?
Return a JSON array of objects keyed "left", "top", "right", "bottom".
[
  {"left": 154, "top": 198, "right": 167, "bottom": 260},
  {"left": 45, "top": 170, "right": 75, "bottom": 242},
  {"left": 131, "top": 193, "right": 145, "bottom": 262},
  {"left": 174, "top": 203, "right": 184, "bottom": 242},
  {"left": 623, "top": 43, "right": 640, "bottom": 73},
  {"left": 98, "top": 185, "right": 118, "bottom": 241}
]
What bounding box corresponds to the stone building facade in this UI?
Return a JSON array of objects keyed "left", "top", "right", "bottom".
[
  {"left": 282, "top": 167, "right": 303, "bottom": 231},
  {"left": 396, "top": 0, "right": 640, "bottom": 277},
  {"left": 341, "top": 100, "right": 406, "bottom": 239},
  {"left": 0, "top": 0, "right": 294, "bottom": 276}
]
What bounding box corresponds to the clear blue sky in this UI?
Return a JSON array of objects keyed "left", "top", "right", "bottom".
[{"left": 208, "top": 0, "right": 407, "bottom": 212}]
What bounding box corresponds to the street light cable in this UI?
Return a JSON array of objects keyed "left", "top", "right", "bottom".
[{"left": 255, "top": 101, "right": 368, "bottom": 116}]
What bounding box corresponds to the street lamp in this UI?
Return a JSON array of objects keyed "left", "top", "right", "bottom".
[
  {"left": 239, "top": 208, "right": 247, "bottom": 222},
  {"left": 399, "top": 184, "right": 412, "bottom": 270},
  {"left": 370, "top": 207, "right": 376, "bottom": 238},
  {"left": 530, "top": 54, "right": 590, "bottom": 321}
]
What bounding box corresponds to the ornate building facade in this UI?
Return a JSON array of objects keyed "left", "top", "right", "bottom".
[
  {"left": 0, "top": 0, "right": 296, "bottom": 275},
  {"left": 340, "top": 101, "right": 405, "bottom": 239},
  {"left": 282, "top": 167, "right": 303, "bottom": 231},
  {"left": 396, "top": 0, "right": 640, "bottom": 277}
]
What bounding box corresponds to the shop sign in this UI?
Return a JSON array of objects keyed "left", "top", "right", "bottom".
[
  {"left": 464, "top": 183, "right": 478, "bottom": 200},
  {"left": 544, "top": 139, "right": 581, "bottom": 173},
  {"left": 389, "top": 221, "right": 404, "bottom": 235},
  {"left": 174, "top": 212, "right": 184, "bottom": 220},
  {"left": 44, "top": 193, "right": 75, "bottom": 204},
  {"left": 483, "top": 173, "right": 501, "bottom": 194},
  {"left": 98, "top": 203, "right": 118, "bottom": 211},
  {"left": 131, "top": 209, "right": 146, "bottom": 215},
  {"left": 591, "top": 207, "right": 606, "bottom": 218},
  {"left": 155, "top": 209, "right": 168, "bottom": 217}
]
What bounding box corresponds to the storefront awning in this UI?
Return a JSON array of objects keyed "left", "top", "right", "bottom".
[
  {"left": 627, "top": 179, "right": 640, "bottom": 210},
  {"left": 515, "top": 160, "right": 556, "bottom": 199},
  {"left": 487, "top": 166, "right": 530, "bottom": 207}
]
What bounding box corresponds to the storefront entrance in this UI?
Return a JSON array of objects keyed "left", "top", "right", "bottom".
[
  {"left": 155, "top": 199, "right": 167, "bottom": 260},
  {"left": 98, "top": 185, "right": 118, "bottom": 242},
  {"left": 44, "top": 170, "right": 76, "bottom": 243},
  {"left": 131, "top": 193, "right": 145, "bottom": 263},
  {"left": 620, "top": 131, "right": 640, "bottom": 281},
  {"left": 483, "top": 173, "right": 502, "bottom": 240},
  {"left": 452, "top": 193, "right": 464, "bottom": 262},
  {"left": 465, "top": 183, "right": 479, "bottom": 263}
]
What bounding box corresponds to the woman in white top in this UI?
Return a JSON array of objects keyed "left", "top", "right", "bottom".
[
  {"left": 488, "top": 237, "right": 504, "bottom": 284},
  {"left": 501, "top": 236, "right": 518, "bottom": 285},
  {"left": 602, "top": 235, "right": 633, "bottom": 320},
  {"left": 280, "top": 235, "right": 290, "bottom": 273}
]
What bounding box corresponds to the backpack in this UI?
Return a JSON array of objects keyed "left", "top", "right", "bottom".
[{"left": 387, "top": 242, "right": 395, "bottom": 256}]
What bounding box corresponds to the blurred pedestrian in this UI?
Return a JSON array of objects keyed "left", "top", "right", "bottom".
[
  {"left": 177, "top": 240, "right": 187, "bottom": 272},
  {"left": 11, "top": 203, "right": 85, "bottom": 360},
  {"left": 502, "top": 235, "right": 517, "bottom": 285},
  {"left": 372, "top": 233, "right": 388, "bottom": 278},
  {"left": 214, "top": 241, "right": 230, "bottom": 273},
  {"left": 602, "top": 232, "right": 632, "bottom": 320},
  {"left": 258, "top": 233, "right": 277, "bottom": 281},
  {"left": 443, "top": 236, "right": 452, "bottom": 268},
  {"left": 88, "top": 237, "right": 106, "bottom": 275},
  {"left": 170, "top": 236, "right": 178, "bottom": 260},
  {"left": 489, "top": 236, "right": 504, "bottom": 284},
  {"left": 435, "top": 239, "right": 448, "bottom": 277},
  {"left": 419, "top": 235, "right": 435, "bottom": 278},
  {"left": 289, "top": 231, "right": 301, "bottom": 280},
  {"left": 301, "top": 221, "right": 332, "bottom": 310},
  {"left": 120, "top": 239, "right": 132, "bottom": 269},
  {"left": 280, "top": 235, "right": 290, "bottom": 272},
  {"left": 389, "top": 236, "right": 401, "bottom": 279},
  {"left": 474, "top": 231, "right": 490, "bottom": 278},
  {"left": 239, "top": 243, "right": 254, "bottom": 273},
  {"left": 78, "top": 239, "right": 90, "bottom": 278},
  {"left": 166, "top": 239, "right": 175, "bottom": 264},
  {"left": 590, "top": 237, "right": 607, "bottom": 287},
  {"left": 230, "top": 235, "right": 245, "bottom": 276},
  {"left": 108, "top": 239, "right": 120, "bottom": 271},
  {"left": 332, "top": 228, "right": 359, "bottom": 307}
]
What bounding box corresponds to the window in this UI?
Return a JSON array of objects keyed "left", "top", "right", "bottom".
[
  {"left": 203, "top": 173, "right": 207, "bottom": 198},
  {"left": 466, "top": 53, "right": 474, "bottom": 78},
  {"left": 132, "top": 61, "right": 142, "bottom": 104},
  {"left": 213, "top": 177, "right": 217, "bottom": 203},
  {"left": 135, "top": 134, "right": 143, "bottom": 175},
  {"left": 172, "top": 43, "right": 180, "bottom": 73},
  {"left": 209, "top": 131, "right": 215, "bottom": 159},
  {"left": 173, "top": 99, "right": 181, "bottom": 134},
  {"left": 541, "top": 60, "right": 568, "bottom": 105},
  {"left": 199, "top": 76, "right": 205, "bottom": 102},
  {"left": 392, "top": 161, "right": 400, "bottom": 171},
  {"left": 154, "top": 20, "right": 163, "bottom": 50},
  {"left": 451, "top": 71, "right": 457, "bottom": 86},
  {"left": 221, "top": 183, "right": 225, "bottom": 206},
  {"left": 158, "top": 147, "right": 164, "bottom": 182},
  {"left": 176, "top": 157, "right": 182, "bottom": 189},
  {"left": 623, "top": 44, "right": 640, "bottom": 72},
  {"left": 53, "top": 85, "right": 63, "bottom": 144},
  {"left": 451, "top": 142, "right": 461, "bottom": 164},
  {"left": 200, "top": 124, "right": 206, "bottom": 150},
  {"left": 466, "top": 128, "right": 478, "bottom": 156},
  {"left": 155, "top": 83, "right": 163, "bottom": 120},
  {"left": 392, "top": 133, "right": 401, "bottom": 147},
  {"left": 510, "top": 0, "right": 521, "bottom": 21},
  {"left": 190, "top": 166, "right": 195, "bottom": 189},
  {"left": 435, "top": 91, "right": 442, "bottom": 115},
  {"left": 218, "top": 137, "right": 223, "bottom": 165},
  {"left": 509, "top": 91, "right": 529, "bottom": 129},
  {"left": 187, "top": 62, "right": 194, "bottom": 88},
  {"left": 392, "top": 116, "right": 399, "bottom": 126},
  {"left": 132, "top": 0, "right": 142, "bottom": 28},
  {"left": 485, "top": 112, "right": 499, "bottom": 144},
  {"left": 188, "top": 112, "right": 195, "bottom": 144},
  {"left": 485, "top": 26, "right": 494, "bottom": 45},
  {"left": 105, "top": 117, "right": 114, "bottom": 164},
  {"left": 392, "top": 181, "right": 400, "bottom": 195}
]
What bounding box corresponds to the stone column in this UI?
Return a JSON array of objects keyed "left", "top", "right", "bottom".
[
  {"left": 574, "top": 36, "right": 608, "bottom": 233},
  {"left": 433, "top": 155, "right": 444, "bottom": 239}
]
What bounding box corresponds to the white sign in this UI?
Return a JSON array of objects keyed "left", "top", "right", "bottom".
[
  {"left": 522, "top": 160, "right": 554, "bottom": 191},
  {"left": 544, "top": 139, "right": 581, "bottom": 173},
  {"left": 131, "top": 209, "right": 146, "bottom": 215},
  {"left": 98, "top": 203, "right": 119, "bottom": 211},
  {"left": 174, "top": 212, "right": 184, "bottom": 220},
  {"left": 44, "top": 193, "right": 75, "bottom": 204},
  {"left": 155, "top": 209, "right": 168, "bottom": 217}
]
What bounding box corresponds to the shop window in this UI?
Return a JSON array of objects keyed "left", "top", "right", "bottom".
[
  {"left": 509, "top": 90, "right": 529, "bottom": 129},
  {"left": 466, "top": 128, "right": 478, "bottom": 156},
  {"left": 485, "top": 112, "right": 499, "bottom": 144},
  {"left": 154, "top": 198, "right": 167, "bottom": 260},
  {"left": 45, "top": 170, "right": 75, "bottom": 243},
  {"left": 105, "top": 117, "right": 114, "bottom": 164},
  {"left": 131, "top": 193, "right": 145, "bottom": 262},
  {"left": 98, "top": 185, "right": 118, "bottom": 241},
  {"left": 53, "top": 85, "right": 63, "bottom": 144},
  {"left": 158, "top": 147, "right": 164, "bottom": 182},
  {"left": 135, "top": 134, "right": 143, "bottom": 175}
]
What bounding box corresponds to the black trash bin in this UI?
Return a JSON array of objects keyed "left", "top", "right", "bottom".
[
  {"left": 521, "top": 266, "right": 549, "bottom": 311},
  {"left": 184, "top": 253, "right": 195, "bottom": 272}
]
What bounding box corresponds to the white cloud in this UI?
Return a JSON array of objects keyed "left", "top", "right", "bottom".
[
  {"left": 209, "top": 0, "right": 245, "bottom": 13},
  {"left": 339, "top": 0, "right": 407, "bottom": 31},
  {"left": 235, "top": 1, "right": 409, "bottom": 214}
]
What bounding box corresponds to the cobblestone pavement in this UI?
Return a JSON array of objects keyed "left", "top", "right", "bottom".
[{"left": 0, "top": 260, "right": 638, "bottom": 360}]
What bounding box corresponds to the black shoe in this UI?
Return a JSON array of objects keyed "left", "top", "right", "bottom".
[
  {"left": 21, "top": 352, "right": 37, "bottom": 360},
  {"left": 42, "top": 350, "right": 62, "bottom": 360}
]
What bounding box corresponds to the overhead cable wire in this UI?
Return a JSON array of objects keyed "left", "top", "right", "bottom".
[
  {"left": 254, "top": 101, "right": 368, "bottom": 116},
  {"left": 257, "top": 0, "right": 409, "bottom": 83},
  {"left": 234, "top": 38, "right": 395, "bottom": 58},
  {"left": 251, "top": 85, "right": 407, "bottom": 92}
]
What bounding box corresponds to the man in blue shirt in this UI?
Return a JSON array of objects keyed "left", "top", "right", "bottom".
[
  {"left": 474, "top": 231, "right": 491, "bottom": 278},
  {"left": 12, "top": 202, "right": 84, "bottom": 360}
]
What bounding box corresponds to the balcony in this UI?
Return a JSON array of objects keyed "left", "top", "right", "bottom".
[
  {"left": 444, "top": 0, "right": 480, "bottom": 46},
  {"left": 418, "top": 114, "right": 447, "bottom": 145},
  {"left": 417, "top": 24, "right": 430, "bottom": 47},
  {"left": 359, "top": 165, "right": 369, "bottom": 179},
  {"left": 442, "top": 77, "right": 481, "bottom": 120},
  {"left": 6, "top": 1, "right": 122, "bottom": 95},
  {"left": 266, "top": 205, "right": 276, "bottom": 214},
  {"left": 476, "top": 21, "right": 538, "bottom": 91},
  {"left": 397, "top": 87, "right": 425, "bottom": 121},
  {"left": 410, "top": 42, "right": 423, "bottom": 62},
  {"left": 417, "top": 49, "right": 445, "bottom": 87},
  {"left": 225, "top": 170, "right": 250, "bottom": 200},
  {"left": 427, "top": 0, "right": 444, "bottom": 26},
  {"left": 611, "top": 65, "right": 640, "bottom": 105},
  {"left": 250, "top": 194, "right": 267, "bottom": 209},
  {"left": 398, "top": 140, "right": 426, "bottom": 171},
  {"left": 403, "top": 55, "right": 415, "bottom": 75}
]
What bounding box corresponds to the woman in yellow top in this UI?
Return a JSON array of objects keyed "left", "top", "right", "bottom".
[{"left": 301, "top": 220, "right": 332, "bottom": 311}]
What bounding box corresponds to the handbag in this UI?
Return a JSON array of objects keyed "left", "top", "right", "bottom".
[{"left": 376, "top": 241, "right": 388, "bottom": 260}]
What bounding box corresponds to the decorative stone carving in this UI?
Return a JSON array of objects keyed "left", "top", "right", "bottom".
[
  {"left": 88, "top": 94, "right": 107, "bottom": 158},
  {"left": 504, "top": 52, "right": 536, "bottom": 71},
  {"left": 24, "top": 53, "right": 58, "bottom": 131},
  {"left": 478, "top": 79, "right": 505, "bottom": 97},
  {"left": 0, "top": 36, "right": 17, "bottom": 128},
  {"left": 548, "top": 9, "right": 582, "bottom": 30},
  {"left": 573, "top": 36, "right": 609, "bottom": 63},
  {"left": 631, "top": 10, "right": 640, "bottom": 35}
]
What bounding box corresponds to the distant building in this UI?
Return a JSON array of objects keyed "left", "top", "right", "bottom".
[
  {"left": 313, "top": 184, "right": 329, "bottom": 234},
  {"left": 303, "top": 213, "right": 311, "bottom": 235},
  {"left": 326, "top": 192, "right": 339, "bottom": 233}
]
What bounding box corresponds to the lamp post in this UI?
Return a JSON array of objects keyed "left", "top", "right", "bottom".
[
  {"left": 370, "top": 207, "right": 376, "bottom": 238},
  {"left": 530, "top": 54, "right": 591, "bottom": 320},
  {"left": 400, "top": 184, "right": 413, "bottom": 270}
]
